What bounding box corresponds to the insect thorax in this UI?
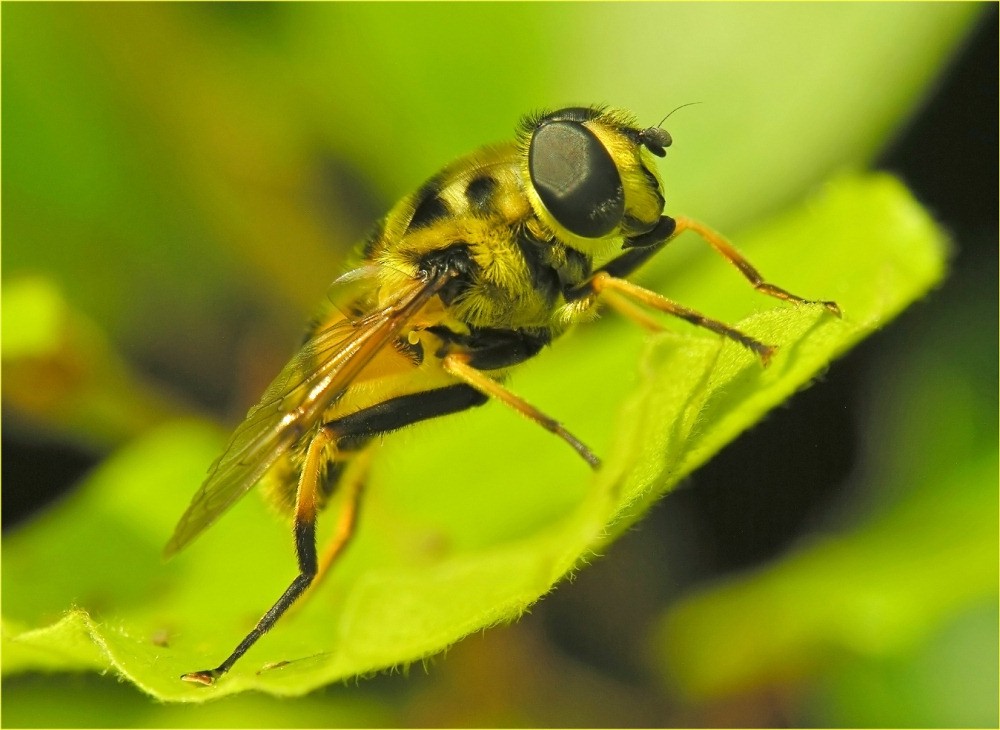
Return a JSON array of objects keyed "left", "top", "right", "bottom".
[{"left": 357, "top": 109, "right": 668, "bottom": 336}]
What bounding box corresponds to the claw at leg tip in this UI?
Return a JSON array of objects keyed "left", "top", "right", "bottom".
[{"left": 181, "top": 669, "right": 220, "bottom": 686}]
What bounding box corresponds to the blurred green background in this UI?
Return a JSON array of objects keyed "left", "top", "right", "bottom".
[{"left": 2, "top": 3, "right": 996, "bottom": 727}]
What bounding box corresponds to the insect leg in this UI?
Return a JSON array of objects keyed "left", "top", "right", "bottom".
[
  {"left": 282, "top": 448, "right": 371, "bottom": 615},
  {"left": 313, "top": 447, "right": 371, "bottom": 590},
  {"left": 589, "top": 272, "right": 777, "bottom": 365},
  {"left": 672, "top": 216, "right": 841, "bottom": 316},
  {"left": 596, "top": 287, "right": 666, "bottom": 333},
  {"left": 570, "top": 214, "right": 841, "bottom": 365},
  {"left": 442, "top": 353, "right": 601, "bottom": 469},
  {"left": 181, "top": 425, "right": 336, "bottom": 686},
  {"left": 306, "top": 384, "right": 489, "bottom": 595}
]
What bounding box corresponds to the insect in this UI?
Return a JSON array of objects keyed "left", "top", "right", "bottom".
[{"left": 166, "top": 105, "right": 840, "bottom": 685}]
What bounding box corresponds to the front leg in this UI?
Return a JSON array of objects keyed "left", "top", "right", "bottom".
[
  {"left": 599, "top": 215, "right": 678, "bottom": 280},
  {"left": 441, "top": 352, "right": 600, "bottom": 469},
  {"left": 565, "top": 215, "right": 776, "bottom": 364},
  {"left": 671, "top": 216, "right": 841, "bottom": 316},
  {"left": 428, "top": 325, "right": 600, "bottom": 468},
  {"left": 578, "top": 214, "right": 841, "bottom": 316},
  {"left": 584, "top": 272, "right": 777, "bottom": 366},
  {"left": 566, "top": 214, "right": 841, "bottom": 365}
]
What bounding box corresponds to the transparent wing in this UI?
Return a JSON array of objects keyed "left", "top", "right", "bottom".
[{"left": 164, "top": 269, "right": 443, "bottom": 557}]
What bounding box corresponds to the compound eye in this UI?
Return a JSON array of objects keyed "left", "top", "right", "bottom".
[{"left": 529, "top": 120, "right": 624, "bottom": 238}]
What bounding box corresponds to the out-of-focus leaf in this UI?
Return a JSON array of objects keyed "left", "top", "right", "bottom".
[
  {"left": 1, "top": 3, "right": 977, "bottom": 397},
  {"left": 2, "top": 174, "right": 946, "bottom": 699},
  {"left": 283, "top": 3, "right": 978, "bottom": 230},
  {"left": 0, "top": 670, "right": 393, "bottom": 728},
  {"left": 654, "top": 224, "right": 998, "bottom": 727},
  {"left": 1, "top": 276, "right": 197, "bottom": 450},
  {"left": 656, "top": 454, "right": 996, "bottom": 697}
]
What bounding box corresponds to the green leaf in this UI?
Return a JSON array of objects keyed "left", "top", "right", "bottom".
[
  {"left": 1, "top": 277, "right": 66, "bottom": 359},
  {"left": 2, "top": 173, "right": 947, "bottom": 700},
  {"left": 1, "top": 276, "right": 198, "bottom": 451},
  {"left": 655, "top": 453, "right": 996, "bottom": 698},
  {"left": 649, "top": 247, "right": 997, "bottom": 725}
]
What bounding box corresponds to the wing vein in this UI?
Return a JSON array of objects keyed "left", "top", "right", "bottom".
[{"left": 164, "top": 271, "right": 445, "bottom": 556}]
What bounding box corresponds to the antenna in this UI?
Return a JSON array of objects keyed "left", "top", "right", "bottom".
[{"left": 657, "top": 101, "right": 702, "bottom": 128}]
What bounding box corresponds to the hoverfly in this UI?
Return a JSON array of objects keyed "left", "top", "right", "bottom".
[{"left": 167, "top": 105, "right": 839, "bottom": 685}]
